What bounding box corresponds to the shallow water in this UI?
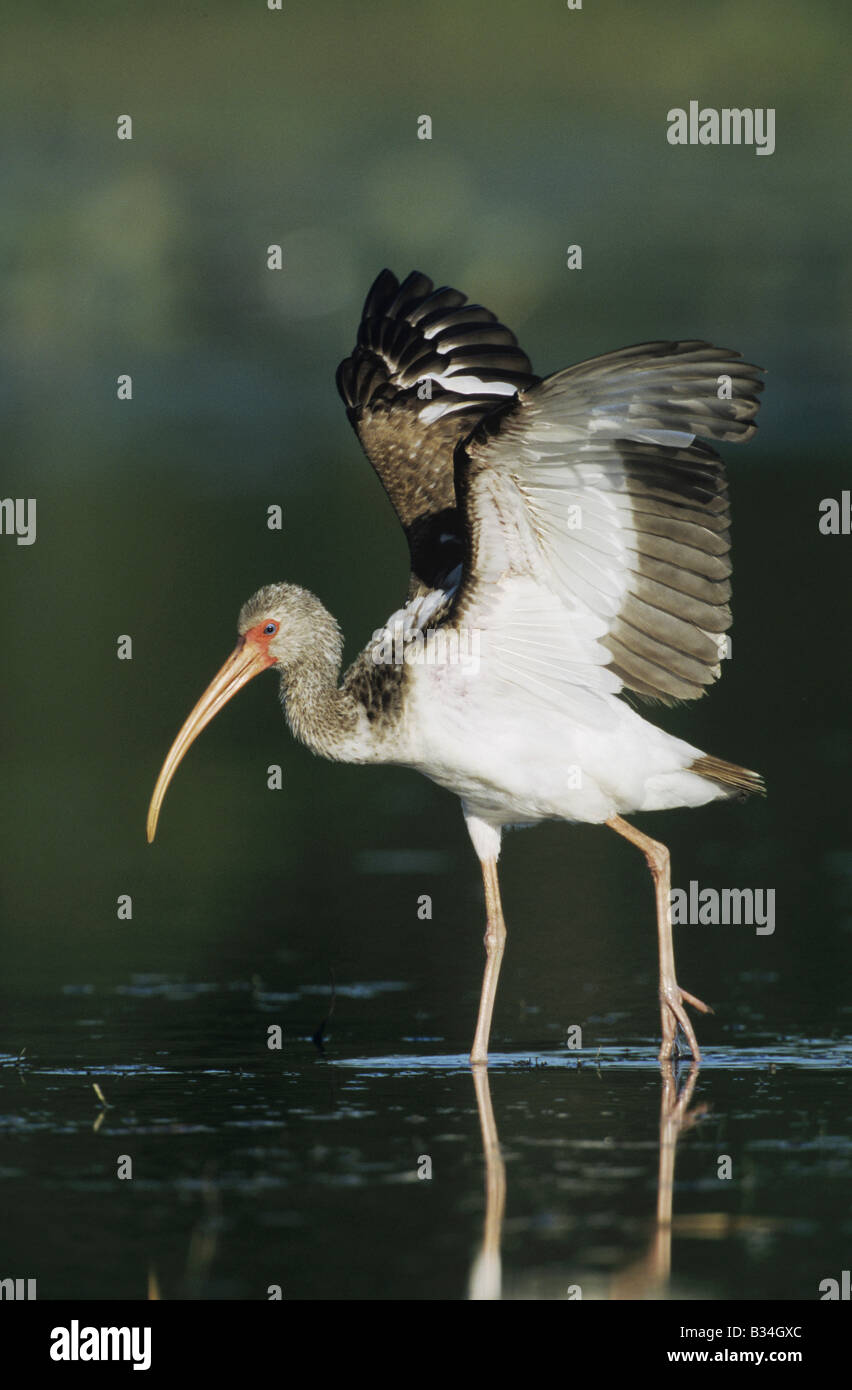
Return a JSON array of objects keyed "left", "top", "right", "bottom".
[
  {"left": 1, "top": 0, "right": 848, "bottom": 1307},
  {"left": 2, "top": 982, "right": 849, "bottom": 1301}
]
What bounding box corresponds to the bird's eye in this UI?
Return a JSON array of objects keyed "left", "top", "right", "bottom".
[{"left": 263, "top": 621, "right": 278, "bottom": 636}]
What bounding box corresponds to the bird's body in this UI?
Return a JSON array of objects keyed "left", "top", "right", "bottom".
[
  {"left": 148, "top": 269, "right": 765, "bottom": 1065},
  {"left": 406, "top": 661, "right": 730, "bottom": 828}
]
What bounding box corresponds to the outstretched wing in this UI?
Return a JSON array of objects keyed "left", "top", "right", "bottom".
[
  {"left": 337, "top": 270, "right": 537, "bottom": 594},
  {"left": 452, "top": 341, "right": 764, "bottom": 703}
]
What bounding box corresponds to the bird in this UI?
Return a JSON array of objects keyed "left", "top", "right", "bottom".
[{"left": 146, "top": 268, "right": 765, "bottom": 1066}]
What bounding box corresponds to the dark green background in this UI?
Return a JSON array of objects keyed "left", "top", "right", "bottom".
[{"left": 0, "top": 0, "right": 849, "bottom": 1302}]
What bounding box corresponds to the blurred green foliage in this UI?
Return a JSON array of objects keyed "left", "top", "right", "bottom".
[{"left": 0, "top": 0, "right": 848, "bottom": 1035}]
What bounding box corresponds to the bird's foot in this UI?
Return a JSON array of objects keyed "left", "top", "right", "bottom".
[{"left": 658, "top": 983, "right": 713, "bottom": 1063}]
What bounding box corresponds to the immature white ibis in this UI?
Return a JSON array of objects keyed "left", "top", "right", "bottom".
[{"left": 147, "top": 269, "right": 765, "bottom": 1065}]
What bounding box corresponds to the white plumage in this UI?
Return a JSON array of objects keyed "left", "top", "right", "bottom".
[{"left": 148, "top": 269, "right": 766, "bottom": 1067}]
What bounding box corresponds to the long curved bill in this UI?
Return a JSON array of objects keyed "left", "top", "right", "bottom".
[{"left": 146, "top": 638, "right": 271, "bottom": 843}]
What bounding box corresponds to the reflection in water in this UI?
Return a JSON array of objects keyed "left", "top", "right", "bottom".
[
  {"left": 468, "top": 1059, "right": 707, "bottom": 1300},
  {"left": 467, "top": 1066, "right": 507, "bottom": 1300},
  {"left": 6, "top": 996, "right": 848, "bottom": 1301},
  {"left": 182, "top": 1167, "right": 223, "bottom": 1298},
  {"left": 610, "top": 1062, "right": 706, "bottom": 1299},
  {"left": 148, "top": 1165, "right": 222, "bottom": 1300}
]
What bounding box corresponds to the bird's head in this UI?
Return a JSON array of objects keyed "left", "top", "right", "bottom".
[
  {"left": 146, "top": 582, "right": 341, "bottom": 844},
  {"left": 236, "top": 582, "right": 342, "bottom": 673}
]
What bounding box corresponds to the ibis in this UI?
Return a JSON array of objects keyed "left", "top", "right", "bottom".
[{"left": 147, "top": 269, "right": 765, "bottom": 1065}]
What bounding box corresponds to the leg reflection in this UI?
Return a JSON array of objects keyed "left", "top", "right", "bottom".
[
  {"left": 467, "top": 1064, "right": 507, "bottom": 1300},
  {"left": 611, "top": 1061, "right": 707, "bottom": 1298}
]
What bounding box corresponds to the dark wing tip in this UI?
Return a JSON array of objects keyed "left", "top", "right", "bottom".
[
  {"left": 337, "top": 269, "right": 536, "bottom": 414},
  {"left": 362, "top": 268, "right": 401, "bottom": 318}
]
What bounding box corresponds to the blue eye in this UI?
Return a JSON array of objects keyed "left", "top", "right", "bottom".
[{"left": 264, "top": 622, "right": 278, "bottom": 636}]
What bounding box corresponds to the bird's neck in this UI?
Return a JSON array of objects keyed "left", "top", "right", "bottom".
[
  {"left": 280, "top": 667, "right": 358, "bottom": 762},
  {"left": 278, "top": 614, "right": 372, "bottom": 762}
]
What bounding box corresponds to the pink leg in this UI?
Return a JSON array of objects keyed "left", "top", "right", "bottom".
[{"left": 607, "top": 815, "right": 712, "bottom": 1061}]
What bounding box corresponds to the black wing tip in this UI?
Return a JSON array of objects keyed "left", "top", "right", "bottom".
[
  {"left": 371, "top": 267, "right": 400, "bottom": 292},
  {"left": 338, "top": 270, "right": 535, "bottom": 413},
  {"left": 363, "top": 268, "right": 433, "bottom": 318}
]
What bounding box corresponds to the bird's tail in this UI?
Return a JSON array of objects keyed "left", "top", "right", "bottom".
[{"left": 690, "top": 753, "right": 765, "bottom": 798}]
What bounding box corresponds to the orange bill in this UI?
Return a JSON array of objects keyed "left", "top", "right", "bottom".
[{"left": 146, "top": 638, "right": 272, "bottom": 843}]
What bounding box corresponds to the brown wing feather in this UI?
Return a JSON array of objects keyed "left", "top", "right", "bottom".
[
  {"left": 337, "top": 269, "right": 537, "bottom": 593},
  {"left": 451, "top": 340, "right": 764, "bottom": 702}
]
